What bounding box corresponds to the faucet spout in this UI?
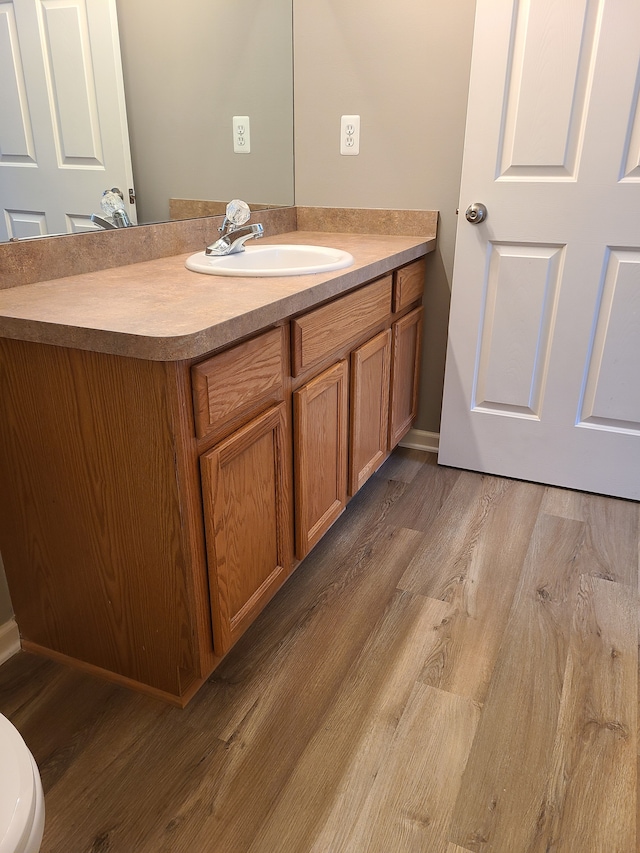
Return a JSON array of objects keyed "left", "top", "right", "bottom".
[
  {"left": 90, "top": 214, "right": 117, "bottom": 231},
  {"left": 205, "top": 222, "right": 264, "bottom": 256}
]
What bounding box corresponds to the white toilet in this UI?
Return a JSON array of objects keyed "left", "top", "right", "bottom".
[{"left": 0, "top": 715, "right": 44, "bottom": 853}]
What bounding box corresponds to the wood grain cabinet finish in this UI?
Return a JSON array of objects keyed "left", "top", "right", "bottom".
[
  {"left": 0, "top": 339, "right": 206, "bottom": 704},
  {"left": 192, "top": 327, "right": 285, "bottom": 442},
  {"left": 294, "top": 360, "right": 349, "bottom": 559},
  {"left": 200, "top": 404, "right": 293, "bottom": 655},
  {"left": 389, "top": 306, "right": 424, "bottom": 448},
  {"left": 349, "top": 329, "right": 391, "bottom": 496},
  {"left": 0, "top": 258, "right": 426, "bottom": 705},
  {"left": 393, "top": 258, "right": 426, "bottom": 313},
  {"left": 291, "top": 277, "right": 392, "bottom": 376}
]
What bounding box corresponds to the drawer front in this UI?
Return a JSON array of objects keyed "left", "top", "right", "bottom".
[
  {"left": 393, "top": 259, "right": 426, "bottom": 313},
  {"left": 291, "top": 276, "right": 392, "bottom": 377},
  {"left": 192, "top": 327, "right": 285, "bottom": 440}
]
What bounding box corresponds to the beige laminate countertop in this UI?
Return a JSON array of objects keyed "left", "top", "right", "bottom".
[{"left": 0, "top": 231, "right": 433, "bottom": 361}]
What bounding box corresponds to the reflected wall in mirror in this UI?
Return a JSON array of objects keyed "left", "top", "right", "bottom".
[{"left": 0, "top": 0, "right": 294, "bottom": 243}]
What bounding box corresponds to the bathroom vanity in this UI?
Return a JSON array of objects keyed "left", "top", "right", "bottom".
[{"left": 0, "top": 228, "right": 432, "bottom": 705}]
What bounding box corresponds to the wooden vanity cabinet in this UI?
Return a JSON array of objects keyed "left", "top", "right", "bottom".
[{"left": 0, "top": 256, "right": 426, "bottom": 706}]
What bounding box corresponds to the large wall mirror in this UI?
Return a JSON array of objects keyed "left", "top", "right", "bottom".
[{"left": 0, "top": 0, "right": 294, "bottom": 243}]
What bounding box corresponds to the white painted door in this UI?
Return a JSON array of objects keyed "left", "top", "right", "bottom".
[
  {"left": 439, "top": 0, "right": 640, "bottom": 500},
  {"left": 0, "top": 0, "right": 135, "bottom": 240}
]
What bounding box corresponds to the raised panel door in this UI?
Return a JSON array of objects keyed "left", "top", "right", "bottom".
[
  {"left": 389, "top": 307, "right": 423, "bottom": 448},
  {"left": 440, "top": 0, "right": 640, "bottom": 499},
  {"left": 294, "top": 360, "right": 348, "bottom": 559},
  {"left": 349, "top": 329, "right": 391, "bottom": 496},
  {"left": 200, "top": 403, "right": 293, "bottom": 655}
]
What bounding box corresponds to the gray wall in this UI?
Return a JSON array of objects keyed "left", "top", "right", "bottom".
[
  {"left": 293, "top": 0, "right": 476, "bottom": 432},
  {"left": 116, "top": 0, "right": 294, "bottom": 224}
]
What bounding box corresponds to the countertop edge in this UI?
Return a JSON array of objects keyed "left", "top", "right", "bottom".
[{"left": 0, "top": 237, "right": 435, "bottom": 362}]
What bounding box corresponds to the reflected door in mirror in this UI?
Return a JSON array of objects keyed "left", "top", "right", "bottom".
[{"left": 0, "top": 0, "right": 135, "bottom": 240}]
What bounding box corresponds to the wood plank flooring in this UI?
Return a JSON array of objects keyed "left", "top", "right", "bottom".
[{"left": 0, "top": 449, "right": 637, "bottom": 852}]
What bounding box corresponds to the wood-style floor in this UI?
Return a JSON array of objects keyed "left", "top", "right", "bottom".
[{"left": 0, "top": 449, "right": 637, "bottom": 852}]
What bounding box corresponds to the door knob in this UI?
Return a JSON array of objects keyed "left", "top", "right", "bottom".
[{"left": 465, "top": 203, "right": 487, "bottom": 224}]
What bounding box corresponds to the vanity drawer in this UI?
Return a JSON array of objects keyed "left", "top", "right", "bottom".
[
  {"left": 291, "top": 276, "right": 392, "bottom": 376},
  {"left": 192, "top": 327, "right": 285, "bottom": 440},
  {"left": 393, "top": 259, "right": 426, "bottom": 313}
]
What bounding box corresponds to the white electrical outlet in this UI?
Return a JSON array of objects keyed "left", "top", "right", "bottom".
[
  {"left": 340, "top": 115, "right": 360, "bottom": 155},
  {"left": 233, "top": 116, "right": 250, "bottom": 153}
]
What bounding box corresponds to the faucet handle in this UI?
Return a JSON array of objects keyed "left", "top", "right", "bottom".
[
  {"left": 100, "top": 189, "right": 132, "bottom": 227},
  {"left": 226, "top": 199, "right": 251, "bottom": 225},
  {"left": 220, "top": 199, "right": 251, "bottom": 232}
]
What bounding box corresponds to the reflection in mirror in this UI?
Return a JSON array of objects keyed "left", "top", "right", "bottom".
[{"left": 0, "top": 0, "right": 294, "bottom": 243}]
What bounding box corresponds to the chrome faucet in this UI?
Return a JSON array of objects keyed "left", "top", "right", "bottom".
[
  {"left": 91, "top": 189, "right": 133, "bottom": 230},
  {"left": 90, "top": 214, "right": 117, "bottom": 230},
  {"left": 205, "top": 199, "right": 264, "bottom": 255},
  {"left": 205, "top": 222, "right": 264, "bottom": 255}
]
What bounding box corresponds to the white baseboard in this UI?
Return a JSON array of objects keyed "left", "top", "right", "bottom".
[
  {"left": 0, "top": 618, "right": 20, "bottom": 666},
  {"left": 398, "top": 429, "right": 440, "bottom": 454}
]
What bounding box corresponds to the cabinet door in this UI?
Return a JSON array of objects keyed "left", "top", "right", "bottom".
[
  {"left": 349, "top": 329, "right": 391, "bottom": 496},
  {"left": 389, "top": 306, "right": 424, "bottom": 448},
  {"left": 200, "top": 403, "right": 293, "bottom": 655},
  {"left": 294, "top": 360, "right": 348, "bottom": 559}
]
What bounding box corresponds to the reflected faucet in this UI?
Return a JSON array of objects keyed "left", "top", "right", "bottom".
[
  {"left": 91, "top": 188, "right": 133, "bottom": 230},
  {"left": 205, "top": 199, "right": 264, "bottom": 256},
  {"left": 90, "top": 214, "right": 117, "bottom": 230}
]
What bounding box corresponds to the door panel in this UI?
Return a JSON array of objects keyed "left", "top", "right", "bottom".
[
  {"left": 474, "top": 243, "right": 563, "bottom": 417},
  {"left": 40, "top": 0, "right": 104, "bottom": 165},
  {"left": 0, "top": 1, "right": 36, "bottom": 163},
  {"left": 579, "top": 249, "right": 640, "bottom": 430},
  {"left": 440, "top": 0, "right": 640, "bottom": 499},
  {"left": 498, "top": 0, "right": 600, "bottom": 178},
  {"left": 0, "top": 0, "right": 136, "bottom": 240}
]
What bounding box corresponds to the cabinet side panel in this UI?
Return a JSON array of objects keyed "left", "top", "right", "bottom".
[{"left": 0, "top": 339, "right": 196, "bottom": 696}]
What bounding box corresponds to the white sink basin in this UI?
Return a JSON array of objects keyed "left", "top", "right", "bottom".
[{"left": 185, "top": 244, "right": 354, "bottom": 277}]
